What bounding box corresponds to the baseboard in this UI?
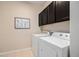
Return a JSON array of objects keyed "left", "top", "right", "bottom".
[{"left": 0, "top": 47, "right": 32, "bottom": 56}]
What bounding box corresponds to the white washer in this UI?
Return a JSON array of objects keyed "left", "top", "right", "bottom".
[
  {"left": 32, "top": 33, "right": 50, "bottom": 57},
  {"left": 38, "top": 32, "right": 70, "bottom": 57}
]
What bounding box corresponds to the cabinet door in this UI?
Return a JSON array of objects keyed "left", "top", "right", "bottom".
[
  {"left": 56, "top": 1, "right": 69, "bottom": 22},
  {"left": 48, "top": 2, "right": 55, "bottom": 24},
  {"left": 42, "top": 7, "right": 48, "bottom": 25},
  {"left": 39, "top": 12, "right": 43, "bottom": 26},
  {"left": 39, "top": 7, "right": 48, "bottom": 26}
]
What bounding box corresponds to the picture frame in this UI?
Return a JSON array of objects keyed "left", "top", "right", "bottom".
[{"left": 14, "top": 17, "right": 30, "bottom": 29}]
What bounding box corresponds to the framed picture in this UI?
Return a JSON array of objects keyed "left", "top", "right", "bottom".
[{"left": 14, "top": 17, "right": 30, "bottom": 29}]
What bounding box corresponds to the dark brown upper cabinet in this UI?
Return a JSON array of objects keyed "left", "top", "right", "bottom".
[
  {"left": 48, "top": 2, "right": 55, "bottom": 24},
  {"left": 39, "top": 1, "right": 70, "bottom": 26},
  {"left": 55, "top": 1, "right": 69, "bottom": 22}
]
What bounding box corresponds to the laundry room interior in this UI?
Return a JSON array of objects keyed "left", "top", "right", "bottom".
[{"left": 0, "top": 1, "right": 79, "bottom": 57}]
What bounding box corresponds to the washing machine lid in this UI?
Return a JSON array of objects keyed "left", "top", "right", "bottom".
[
  {"left": 51, "top": 37, "right": 70, "bottom": 48},
  {"left": 40, "top": 36, "right": 70, "bottom": 48}
]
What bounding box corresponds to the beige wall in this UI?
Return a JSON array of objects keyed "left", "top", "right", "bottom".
[
  {"left": 0, "top": 1, "right": 70, "bottom": 53},
  {"left": 40, "top": 1, "right": 70, "bottom": 33},
  {"left": 41, "top": 21, "right": 70, "bottom": 33},
  {"left": 0, "top": 2, "right": 42, "bottom": 52}
]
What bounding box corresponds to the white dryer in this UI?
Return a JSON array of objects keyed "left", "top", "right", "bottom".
[{"left": 32, "top": 33, "right": 50, "bottom": 57}]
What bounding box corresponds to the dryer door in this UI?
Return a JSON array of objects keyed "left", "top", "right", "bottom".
[{"left": 32, "top": 36, "right": 39, "bottom": 57}]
